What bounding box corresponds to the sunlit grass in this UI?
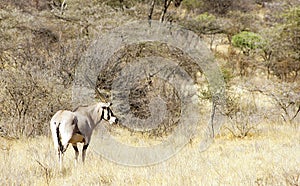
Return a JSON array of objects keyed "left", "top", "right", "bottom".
[{"left": 0, "top": 122, "right": 299, "bottom": 185}]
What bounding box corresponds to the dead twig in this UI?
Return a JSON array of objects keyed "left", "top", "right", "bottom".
[{"left": 35, "top": 159, "right": 52, "bottom": 186}]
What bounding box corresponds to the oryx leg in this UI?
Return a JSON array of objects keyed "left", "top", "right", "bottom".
[
  {"left": 58, "top": 150, "right": 63, "bottom": 171},
  {"left": 72, "top": 144, "right": 79, "bottom": 166},
  {"left": 58, "top": 144, "right": 68, "bottom": 171},
  {"left": 82, "top": 143, "right": 89, "bottom": 163}
]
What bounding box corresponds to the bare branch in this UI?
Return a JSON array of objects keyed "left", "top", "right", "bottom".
[
  {"left": 291, "top": 105, "right": 300, "bottom": 121},
  {"left": 209, "top": 101, "right": 216, "bottom": 138}
]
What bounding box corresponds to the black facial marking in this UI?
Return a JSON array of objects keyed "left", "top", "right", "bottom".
[
  {"left": 108, "top": 107, "right": 115, "bottom": 117},
  {"left": 100, "top": 106, "right": 116, "bottom": 122},
  {"left": 83, "top": 144, "right": 89, "bottom": 151},
  {"left": 107, "top": 108, "right": 111, "bottom": 120}
]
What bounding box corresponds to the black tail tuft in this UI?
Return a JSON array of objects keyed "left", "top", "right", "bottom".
[{"left": 56, "top": 123, "right": 63, "bottom": 152}]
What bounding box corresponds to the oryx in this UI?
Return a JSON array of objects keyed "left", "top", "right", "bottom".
[{"left": 50, "top": 102, "right": 118, "bottom": 170}]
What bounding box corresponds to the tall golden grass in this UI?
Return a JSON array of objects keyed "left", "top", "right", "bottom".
[{"left": 0, "top": 122, "right": 299, "bottom": 185}]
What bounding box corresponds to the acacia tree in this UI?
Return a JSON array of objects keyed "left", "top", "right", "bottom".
[
  {"left": 259, "top": 6, "right": 300, "bottom": 81},
  {"left": 232, "top": 31, "right": 263, "bottom": 55},
  {"left": 279, "top": 6, "right": 300, "bottom": 81},
  {"left": 227, "top": 31, "right": 263, "bottom": 76}
]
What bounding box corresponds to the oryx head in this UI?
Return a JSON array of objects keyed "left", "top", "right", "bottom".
[
  {"left": 96, "top": 102, "right": 118, "bottom": 124},
  {"left": 84, "top": 75, "right": 119, "bottom": 125}
]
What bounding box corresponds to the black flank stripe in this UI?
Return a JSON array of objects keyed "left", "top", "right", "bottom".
[{"left": 100, "top": 109, "right": 105, "bottom": 120}]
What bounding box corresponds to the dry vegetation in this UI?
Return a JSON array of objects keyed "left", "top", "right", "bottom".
[
  {"left": 0, "top": 0, "right": 300, "bottom": 185},
  {"left": 0, "top": 121, "right": 299, "bottom": 185}
]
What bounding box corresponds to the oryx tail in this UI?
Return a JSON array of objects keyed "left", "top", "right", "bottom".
[{"left": 55, "top": 122, "right": 63, "bottom": 153}]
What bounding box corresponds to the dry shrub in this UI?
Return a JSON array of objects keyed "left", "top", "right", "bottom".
[
  {"left": 250, "top": 80, "right": 300, "bottom": 124},
  {"left": 221, "top": 91, "right": 259, "bottom": 138},
  {"left": 0, "top": 68, "right": 71, "bottom": 137},
  {"left": 256, "top": 170, "right": 300, "bottom": 186},
  {"left": 96, "top": 42, "right": 202, "bottom": 136},
  {"left": 0, "top": 38, "right": 85, "bottom": 137}
]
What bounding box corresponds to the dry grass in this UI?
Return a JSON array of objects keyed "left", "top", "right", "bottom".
[{"left": 0, "top": 122, "right": 299, "bottom": 185}]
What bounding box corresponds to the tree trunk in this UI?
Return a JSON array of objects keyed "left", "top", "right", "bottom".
[
  {"left": 160, "top": 0, "right": 172, "bottom": 23},
  {"left": 148, "top": 0, "right": 156, "bottom": 22}
]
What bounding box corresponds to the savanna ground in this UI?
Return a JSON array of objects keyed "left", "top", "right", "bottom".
[
  {"left": 0, "top": 121, "right": 299, "bottom": 185},
  {"left": 1, "top": 0, "right": 300, "bottom": 185}
]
